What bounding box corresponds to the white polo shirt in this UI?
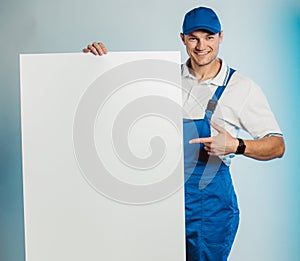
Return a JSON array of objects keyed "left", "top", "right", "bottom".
[{"left": 182, "top": 59, "right": 282, "bottom": 164}]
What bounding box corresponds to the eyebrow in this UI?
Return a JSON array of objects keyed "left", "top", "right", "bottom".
[{"left": 188, "top": 31, "right": 215, "bottom": 37}]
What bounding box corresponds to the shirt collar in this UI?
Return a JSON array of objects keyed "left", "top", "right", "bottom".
[{"left": 182, "top": 58, "right": 229, "bottom": 86}]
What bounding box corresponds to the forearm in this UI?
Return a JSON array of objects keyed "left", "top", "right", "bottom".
[
  {"left": 189, "top": 123, "right": 285, "bottom": 161},
  {"left": 243, "top": 136, "right": 285, "bottom": 161}
]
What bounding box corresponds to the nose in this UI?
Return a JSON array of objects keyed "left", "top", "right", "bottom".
[{"left": 196, "top": 39, "right": 206, "bottom": 50}]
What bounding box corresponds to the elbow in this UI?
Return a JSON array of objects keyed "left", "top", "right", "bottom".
[
  {"left": 276, "top": 137, "right": 285, "bottom": 159},
  {"left": 277, "top": 144, "right": 285, "bottom": 158},
  {"left": 265, "top": 136, "right": 285, "bottom": 160}
]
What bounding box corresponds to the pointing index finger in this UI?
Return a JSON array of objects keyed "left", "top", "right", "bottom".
[{"left": 189, "top": 137, "right": 213, "bottom": 144}]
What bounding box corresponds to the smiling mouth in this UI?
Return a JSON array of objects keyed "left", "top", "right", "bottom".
[{"left": 194, "top": 51, "right": 209, "bottom": 56}]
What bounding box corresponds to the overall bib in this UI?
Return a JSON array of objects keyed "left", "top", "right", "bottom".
[{"left": 183, "top": 68, "right": 239, "bottom": 261}]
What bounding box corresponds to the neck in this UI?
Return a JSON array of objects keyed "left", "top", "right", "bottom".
[{"left": 188, "top": 58, "right": 222, "bottom": 82}]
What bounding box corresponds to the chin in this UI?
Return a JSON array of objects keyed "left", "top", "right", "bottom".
[{"left": 193, "top": 59, "right": 211, "bottom": 67}]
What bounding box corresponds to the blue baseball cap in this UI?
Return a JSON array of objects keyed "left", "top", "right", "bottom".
[{"left": 182, "top": 7, "right": 222, "bottom": 35}]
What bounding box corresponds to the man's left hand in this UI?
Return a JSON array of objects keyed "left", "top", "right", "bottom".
[{"left": 189, "top": 121, "right": 238, "bottom": 156}]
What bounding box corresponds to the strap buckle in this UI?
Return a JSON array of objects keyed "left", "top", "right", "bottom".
[{"left": 206, "top": 99, "right": 218, "bottom": 113}]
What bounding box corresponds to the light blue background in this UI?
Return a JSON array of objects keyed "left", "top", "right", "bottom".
[{"left": 0, "top": 0, "right": 299, "bottom": 260}]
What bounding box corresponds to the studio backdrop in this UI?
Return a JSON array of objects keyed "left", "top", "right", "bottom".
[{"left": 0, "top": 0, "right": 299, "bottom": 260}]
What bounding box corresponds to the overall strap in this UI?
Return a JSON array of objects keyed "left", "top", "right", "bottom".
[{"left": 205, "top": 67, "right": 236, "bottom": 121}]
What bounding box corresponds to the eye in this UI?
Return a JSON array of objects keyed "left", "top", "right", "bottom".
[
  {"left": 188, "top": 37, "right": 197, "bottom": 41},
  {"left": 207, "top": 36, "right": 215, "bottom": 40}
]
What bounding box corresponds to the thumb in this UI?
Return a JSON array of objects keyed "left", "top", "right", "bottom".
[{"left": 210, "top": 121, "right": 226, "bottom": 133}]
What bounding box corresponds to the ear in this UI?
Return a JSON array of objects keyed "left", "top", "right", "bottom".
[
  {"left": 180, "top": 33, "right": 186, "bottom": 45},
  {"left": 219, "top": 31, "right": 224, "bottom": 44}
]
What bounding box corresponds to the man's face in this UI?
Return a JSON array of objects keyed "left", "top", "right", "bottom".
[{"left": 180, "top": 30, "right": 223, "bottom": 67}]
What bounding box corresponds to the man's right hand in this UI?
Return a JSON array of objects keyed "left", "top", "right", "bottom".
[{"left": 82, "top": 42, "right": 108, "bottom": 56}]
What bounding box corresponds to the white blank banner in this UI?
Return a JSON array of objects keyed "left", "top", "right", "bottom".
[{"left": 20, "top": 52, "right": 185, "bottom": 261}]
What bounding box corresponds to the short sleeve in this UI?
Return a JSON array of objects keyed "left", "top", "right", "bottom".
[{"left": 238, "top": 81, "right": 282, "bottom": 139}]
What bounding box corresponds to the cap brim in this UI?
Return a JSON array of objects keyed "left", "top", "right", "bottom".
[{"left": 183, "top": 25, "right": 220, "bottom": 35}]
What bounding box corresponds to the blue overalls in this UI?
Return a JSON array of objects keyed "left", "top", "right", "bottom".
[{"left": 183, "top": 68, "right": 239, "bottom": 261}]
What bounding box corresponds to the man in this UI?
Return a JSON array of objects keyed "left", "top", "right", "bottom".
[{"left": 83, "top": 6, "right": 285, "bottom": 261}]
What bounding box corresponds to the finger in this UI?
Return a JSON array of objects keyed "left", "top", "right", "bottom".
[
  {"left": 82, "top": 48, "right": 91, "bottom": 53},
  {"left": 189, "top": 137, "right": 213, "bottom": 144},
  {"left": 98, "top": 42, "right": 108, "bottom": 54},
  {"left": 208, "top": 149, "right": 221, "bottom": 156},
  {"left": 86, "top": 44, "right": 101, "bottom": 55},
  {"left": 210, "top": 121, "right": 226, "bottom": 133},
  {"left": 207, "top": 151, "right": 217, "bottom": 156},
  {"left": 92, "top": 42, "right": 105, "bottom": 55},
  {"left": 204, "top": 145, "right": 211, "bottom": 151},
  {"left": 93, "top": 42, "right": 108, "bottom": 55}
]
